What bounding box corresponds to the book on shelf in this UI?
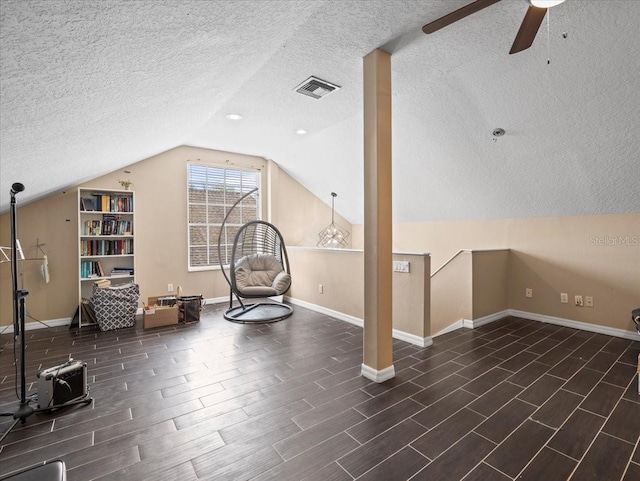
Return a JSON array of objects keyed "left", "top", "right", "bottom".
[
  {"left": 110, "top": 267, "right": 134, "bottom": 277},
  {"left": 80, "top": 197, "right": 95, "bottom": 211},
  {"left": 94, "top": 279, "right": 111, "bottom": 288}
]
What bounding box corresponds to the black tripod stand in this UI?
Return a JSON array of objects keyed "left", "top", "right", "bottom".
[{"left": 1, "top": 183, "right": 92, "bottom": 444}]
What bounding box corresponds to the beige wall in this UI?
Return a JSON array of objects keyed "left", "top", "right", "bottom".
[
  {"left": 431, "top": 251, "right": 472, "bottom": 335},
  {"left": 269, "top": 165, "right": 351, "bottom": 248},
  {"left": 354, "top": 213, "right": 639, "bottom": 332},
  {"left": 0, "top": 146, "right": 346, "bottom": 327},
  {"left": 0, "top": 192, "right": 77, "bottom": 325},
  {"left": 288, "top": 247, "right": 364, "bottom": 319},
  {"left": 472, "top": 250, "right": 509, "bottom": 319},
  {"left": 392, "top": 253, "right": 430, "bottom": 339},
  {"left": 287, "top": 247, "right": 431, "bottom": 341},
  {"left": 3, "top": 143, "right": 636, "bottom": 337}
]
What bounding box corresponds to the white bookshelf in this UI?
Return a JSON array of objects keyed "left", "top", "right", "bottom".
[{"left": 77, "top": 188, "right": 135, "bottom": 328}]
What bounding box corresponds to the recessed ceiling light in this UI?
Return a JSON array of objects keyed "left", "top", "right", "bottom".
[
  {"left": 225, "top": 113, "right": 243, "bottom": 121},
  {"left": 530, "top": 0, "right": 565, "bottom": 7},
  {"left": 295, "top": 129, "right": 307, "bottom": 135}
]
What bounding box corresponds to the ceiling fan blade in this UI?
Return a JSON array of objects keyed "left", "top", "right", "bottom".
[
  {"left": 509, "top": 5, "right": 547, "bottom": 54},
  {"left": 422, "top": 0, "right": 501, "bottom": 34}
]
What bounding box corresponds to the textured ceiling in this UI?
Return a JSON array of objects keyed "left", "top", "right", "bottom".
[{"left": 1, "top": 0, "right": 639, "bottom": 223}]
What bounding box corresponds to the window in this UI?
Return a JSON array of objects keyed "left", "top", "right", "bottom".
[{"left": 187, "top": 164, "right": 260, "bottom": 270}]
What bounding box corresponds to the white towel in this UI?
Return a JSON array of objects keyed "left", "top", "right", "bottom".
[{"left": 41, "top": 254, "right": 50, "bottom": 283}]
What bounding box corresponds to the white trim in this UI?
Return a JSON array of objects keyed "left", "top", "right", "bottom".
[
  {"left": 433, "top": 319, "right": 465, "bottom": 337},
  {"left": 465, "top": 309, "right": 512, "bottom": 329},
  {"left": 508, "top": 309, "right": 639, "bottom": 341},
  {"left": 285, "top": 297, "right": 363, "bottom": 328},
  {"left": 0, "top": 317, "right": 71, "bottom": 334},
  {"left": 432, "top": 308, "right": 638, "bottom": 341},
  {"left": 205, "top": 297, "right": 228, "bottom": 306},
  {"left": 361, "top": 363, "right": 396, "bottom": 383},
  {"left": 2, "top": 298, "right": 231, "bottom": 334},
  {"left": 285, "top": 296, "right": 431, "bottom": 347},
  {"left": 287, "top": 246, "right": 430, "bottom": 257},
  {"left": 392, "top": 329, "right": 433, "bottom": 348}
]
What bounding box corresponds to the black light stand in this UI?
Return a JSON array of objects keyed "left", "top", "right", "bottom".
[{"left": 0, "top": 183, "right": 92, "bottom": 444}]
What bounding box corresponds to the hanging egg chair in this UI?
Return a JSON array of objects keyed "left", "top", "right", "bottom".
[{"left": 218, "top": 188, "right": 293, "bottom": 323}]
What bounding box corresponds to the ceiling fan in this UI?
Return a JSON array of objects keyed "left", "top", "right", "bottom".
[{"left": 422, "top": 0, "right": 566, "bottom": 54}]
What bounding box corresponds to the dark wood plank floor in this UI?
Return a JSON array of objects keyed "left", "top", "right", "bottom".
[{"left": 1, "top": 305, "right": 639, "bottom": 480}]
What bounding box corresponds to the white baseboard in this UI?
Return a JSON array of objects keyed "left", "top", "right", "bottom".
[
  {"left": 6, "top": 300, "right": 635, "bottom": 345},
  {"left": 0, "top": 317, "right": 72, "bottom": 335},
  {"left": 431, "top": 308, "right": 637, "bottom": 341},
  {"left": 205, "top": 297, "right": 228, "bottom": 306},
  {"left": 509, "top": 309, "right": 639, "bottom": 341},
  {"left": 465, "top": 309, "right": 512, "bottom": 329},
  {"left": 433, "top": 320, "right": 464, "bottom": 337},
  {"left": 393, "top": 329, "right": 433, "bottom": 348},
  {"left": 285, "top": 296, "right": 432, "bottom": 348},
  {"left": 285, "top": 297, "right": 364, "bottom": 327},
  {"left": 361, "top": 363, "right": 396, "bottom": 383}
]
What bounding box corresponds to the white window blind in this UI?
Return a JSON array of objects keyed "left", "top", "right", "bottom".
[{"left": 187, "top": 164, "right": 260, "bottom": 269}]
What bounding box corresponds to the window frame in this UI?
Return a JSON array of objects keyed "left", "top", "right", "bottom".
[{"left": 187, "top": 163, "right": 261, "bottom": 272}]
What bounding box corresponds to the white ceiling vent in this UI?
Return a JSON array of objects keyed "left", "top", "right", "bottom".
[{"left": 294, "top": 76, "right": 340, "bottom": 100}]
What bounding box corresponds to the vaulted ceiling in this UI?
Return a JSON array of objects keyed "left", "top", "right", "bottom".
[{"left": 1, "top": 0, "right": 639, "bottom": 223}]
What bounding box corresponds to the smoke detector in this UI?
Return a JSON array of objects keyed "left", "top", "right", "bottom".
[{"left": 294, "top": 76, "right": 340, "bottom": 100}]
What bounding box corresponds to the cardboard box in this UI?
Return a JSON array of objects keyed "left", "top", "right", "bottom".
[
  {"left": 143, "top": 306, "right": 178, "bottom": 328},
  {"left": 144, "top": 296, "right": 179, "bottom": 329}
]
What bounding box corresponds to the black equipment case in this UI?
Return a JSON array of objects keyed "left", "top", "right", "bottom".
[{"left": 37, "top": 360, "right": 88, "bottom": 409}]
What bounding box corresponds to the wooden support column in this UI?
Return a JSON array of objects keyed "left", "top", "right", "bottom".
[{"left": 361, "top": 48, "right": 394, "bottom": 383}]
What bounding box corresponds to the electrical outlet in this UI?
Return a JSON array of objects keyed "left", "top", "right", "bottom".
[
  {"left": 560, "top": 293, "right": 568, "bottom": 304},
  {"left": 318, "top": 284, "right": 323, "bottom": 294},
  {"left": 168, "top": 283, "right": 173, "bottom": 292},
  {"left": 575, "top": 295, "right": 583, "bottom": 307},
  {"left": 585, "top": 296, "right": 594, "bottom": 308},
  {"left": 393, "top": 261, "right": 410, "bottom": 273},
  {"left": 525, "top": 288, "right": 533, "bottom": 298}
]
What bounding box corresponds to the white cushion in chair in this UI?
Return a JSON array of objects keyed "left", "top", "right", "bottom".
[{"left": 234, "top": 254, "right": 290, "bottom": 296}]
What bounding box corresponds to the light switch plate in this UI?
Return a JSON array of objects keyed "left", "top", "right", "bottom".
[{"left": 393, "top": 261, "right": 410, "bottom": 273}]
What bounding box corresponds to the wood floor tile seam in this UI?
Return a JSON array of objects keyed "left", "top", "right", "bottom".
[
  {"left": 464, "top": 403, "right": 492, "bottom": 419},
  {"left": 1, "top": 406, "right": 132, "bottom": 451},
  {"left": 412, "top": 404, "right": 487, "bottom": 438},
  {"left": 472, "top": 406, "right": 560, "bottom": 474},
  {"left": 544, "top": 371, "right": 574, "bottom": 382},
  {"left": 499, "top": 355, "right": 541, "bottom": 375},
  {"left": 478, "top": 464, "right": 516, "bottom": 481},
  {"left": 620, "top": 459, "right": 640, "bottom": 481},
  {"left": 279, "top": 430, "right": 363, "bottom": 476},
  {"left": 414, "top": 427, "right": 497, "bottom": 477},
  {"left": 93, "top": 368, "right": 171, "bottom": 386},
  {"left": 595, "top": 431, "right": 638, "bottom": 447},
  {"left": 343, "top": 406, "right": 432, "bottom": 451},
  {"left": 482, "top": 421, "right": 554, "bottom": 480},
  {"left": 545, "top": 443, "right": 586, "bottom": 463},
  {"left": 404, "top": 443, "right": 433, "bottom": 464},
  {"left": 566, "top": 431, "right": 629, "bottom": 481},
  {"left": 337, "top": 443, "right": 422, "bottom": 481},
  {"left": 461, "top": 459, "right": 514, "bottom": 481},
  {"left": 471, "top": 428, "right": 505, "bottom": 449},
  {"left": 572, "top": 371, "right": 628, "bottom": 421}
]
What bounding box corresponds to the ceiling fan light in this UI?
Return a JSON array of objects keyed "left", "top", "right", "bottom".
[{"left": 529, "top": 0, "right": 565, "bottom": 8}]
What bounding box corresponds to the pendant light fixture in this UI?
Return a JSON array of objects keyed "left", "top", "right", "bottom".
[{"left": 317, "top": 192, "right": 350, "bottom": 249}]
